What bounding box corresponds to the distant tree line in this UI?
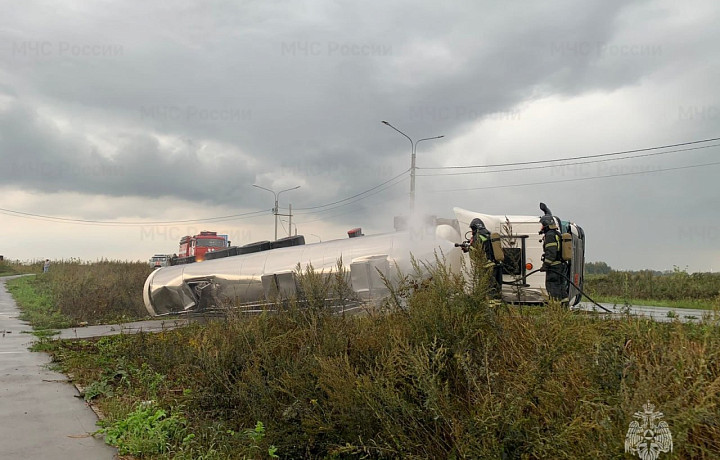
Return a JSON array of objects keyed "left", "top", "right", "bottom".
[
  {"left": 585, "top": 262, "right": 698, "bottom": 276},
  {"left": 585, "top": 261, "right": 612, "bottom": 275}
]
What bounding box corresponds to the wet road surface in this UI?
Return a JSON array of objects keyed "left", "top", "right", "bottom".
[
  {"left": 574, "top": 301, "right": 717, "bottom": 323},
  {"left": 0, "top": 276, "right": 117, "bottom": 459}
]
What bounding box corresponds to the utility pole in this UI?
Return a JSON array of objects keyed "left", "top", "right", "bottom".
[
  {"left": 276, "top": 203, "right": 295, "bottom": 238},
  {"left": 252, "top": 185, "right": 300, "bottom": 240}
]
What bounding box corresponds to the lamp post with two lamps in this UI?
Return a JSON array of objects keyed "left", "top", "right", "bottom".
[{"left": 381, "top": 120, "right": 443, "bottom": 210}]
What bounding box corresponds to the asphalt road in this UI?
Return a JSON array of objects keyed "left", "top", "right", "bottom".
[{"left": 574, "top": 301, "right": 717, "bottom": 323}]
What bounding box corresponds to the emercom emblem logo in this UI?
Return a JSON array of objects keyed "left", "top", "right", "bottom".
[{"left": 624, "top": 401, "right": 673, "bottom": 460}]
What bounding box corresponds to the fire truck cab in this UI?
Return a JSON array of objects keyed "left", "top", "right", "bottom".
[{"left": 176, "top": 231, "right": 228, "bottom": 264}]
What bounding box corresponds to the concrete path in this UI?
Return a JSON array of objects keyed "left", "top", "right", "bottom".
[
  {"left": 53, "top": 317, "right": 192, "bottom": 340},
  {"left": 0, "top": 276, "right": 117, "bottom": 459}
]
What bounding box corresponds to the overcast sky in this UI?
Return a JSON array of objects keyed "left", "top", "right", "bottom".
[{"left": 1, "top": 0, "right": 718, "bottom": 271}]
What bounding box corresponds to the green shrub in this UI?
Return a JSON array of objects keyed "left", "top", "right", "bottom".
[{"left": 98, "top": 402, "right": 190, "bottom": 456}]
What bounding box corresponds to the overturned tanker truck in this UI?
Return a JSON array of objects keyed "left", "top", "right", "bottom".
[{"left": 143, "top": 205, "right": 585, "bottom": 317}]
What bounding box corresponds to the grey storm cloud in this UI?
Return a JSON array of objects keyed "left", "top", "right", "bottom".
[
  {"left": 0, "top": 0, "right": 672, "bottom": 207},
  {"left": 1, "top": 0, "right": 719, "bottom": 269},
  {"left": 0, "top": 101, "right": 255, "bottom": 204}
]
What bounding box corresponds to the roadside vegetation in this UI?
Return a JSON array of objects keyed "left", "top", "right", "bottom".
[
  {"left": 27, "top": 259, "right": 720, "bottom": 459},
  {"left": 6, "top": 259, "right": 152, "bottom": 328},
  {"left": 584, "top": 264, "right": 720, "bottom": 310},
  {"left": 0, "top": 258, "right": 42, "bottom": 276}
]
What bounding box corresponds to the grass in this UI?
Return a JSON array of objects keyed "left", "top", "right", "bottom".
[
  {"left": 6, "top": 275, "right": 72, "bottom": 329},
  {"left": 0, "top": 259, "right": 42, "bottom": 276},
  {"left": 584, "top": 269, "right": 720, "bottom": 310},
  {"left": 97, "top": 402, "right": 193, "bottom": 456},
  {"left": 32, "top": 259, "right": 720, "bottom": 459},
  {"left": 6, "top": 259, "right": 152, "bottom": 328}
]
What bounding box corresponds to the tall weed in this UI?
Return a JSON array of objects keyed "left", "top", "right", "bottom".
[
  {"left": 8, "top": 260, "right": 153, "bottom": 327},
  {"left": 49, "top": 260, "right": 152, "bottom": 321}
]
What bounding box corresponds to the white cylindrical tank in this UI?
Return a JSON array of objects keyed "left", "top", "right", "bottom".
[{"left": 144, "top": 229, "right": 458, "bottom": 316}]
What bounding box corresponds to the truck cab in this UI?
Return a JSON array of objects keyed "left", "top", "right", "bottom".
[
  {"left": 149, "top": 254, "right": 172, "bottom": 269},
  {"left": 177, "top": 231, "right": 229, "bottom": 263}
]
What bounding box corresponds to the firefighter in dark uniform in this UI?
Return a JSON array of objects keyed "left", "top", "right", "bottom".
[
  {"left": 539, "top": 212, "right": 568, "bottom": 301},
  {"left": 467, "top": 218, "right": 503, "bottom": 297}
]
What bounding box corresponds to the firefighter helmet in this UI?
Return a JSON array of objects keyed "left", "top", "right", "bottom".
[
  {"left": 539, "top": 215, "right": 558, "bottom": 231},
  {"left": 470, "top": 218, "right": 485, "bottom": 231}
]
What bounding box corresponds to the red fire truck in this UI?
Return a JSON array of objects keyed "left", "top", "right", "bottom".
[{"left": 174, "top": 231, "right": 229, "bottom": 264}]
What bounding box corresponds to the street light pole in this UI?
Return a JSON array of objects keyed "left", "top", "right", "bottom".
[
  {"left": 381, "top": 121, "right": 443, "bottom": 210},
  {"left": 252, "top": 184, "right": 300, "bottom": 240},
  {"left": 414, "top": 136, "right": 444, "bottom": 203}
]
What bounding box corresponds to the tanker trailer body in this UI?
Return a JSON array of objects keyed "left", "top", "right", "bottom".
[
  {"left": 143, "top": 224, "right": 462, "bottom": 316},
  {"left": 143, "top": 207, "right": 586, "bottom": 317}
]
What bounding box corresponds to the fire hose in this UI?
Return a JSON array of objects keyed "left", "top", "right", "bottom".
[
  {"left": 501, "top": 268, "right": 612, "bottom": 313},
  {"left": 455, "top": 242, "right": 612, "bottom": 313}
]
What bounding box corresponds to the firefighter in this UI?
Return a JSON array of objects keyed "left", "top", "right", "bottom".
[
  {"left": 539, "top": 205, "right": 568, "bottom": 302},
  {"left": 467, "top": 218, "right": 503, "bottom": 297}
]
